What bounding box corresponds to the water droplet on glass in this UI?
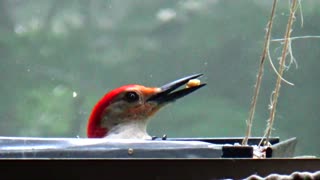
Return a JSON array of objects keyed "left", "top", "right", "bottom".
[{"left": 73, "top": 91, "right": 78, "bottom": 98}]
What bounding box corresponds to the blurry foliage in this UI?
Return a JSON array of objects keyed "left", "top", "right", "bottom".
[{"left": 0, "top": 0, "right": 320, "bottom": 156}]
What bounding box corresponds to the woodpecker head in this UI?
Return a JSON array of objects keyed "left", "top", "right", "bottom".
[{"left": 87, "top": 73, "right": 206, "bottom": 139}]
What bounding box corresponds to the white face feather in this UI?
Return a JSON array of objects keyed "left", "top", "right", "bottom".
[{"left": 104, "top": 120, "right": 151, "bottom": 140}]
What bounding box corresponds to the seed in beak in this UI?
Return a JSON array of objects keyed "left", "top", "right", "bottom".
[{"left": 186, "top": 79, "right": 201, "bottom": 88}]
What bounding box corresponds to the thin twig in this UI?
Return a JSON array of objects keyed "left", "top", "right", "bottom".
[
  {"left": 260, "top": 0, "right": 298, "bottom": 146},
  {"left": 241, "top": 0, "right": 278, "bottom": 145},
  {"left": 271, "top": 35, "right": 320, "bottom": 42},
  {"left": 298, "top": 0, "right": 303, "bottom": 27},
  {"left": 267, "top": 41, "right": 295, "bottom": 86},
  {"left": 270, "top": 35, "right": 320, "bottom": 75}
]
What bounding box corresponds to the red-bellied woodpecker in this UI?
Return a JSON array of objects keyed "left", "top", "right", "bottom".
[{"left": 87, "top": 73, "right": 206, "bottom": 139}]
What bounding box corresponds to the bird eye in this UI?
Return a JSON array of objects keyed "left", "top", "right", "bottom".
[{"left": 124, "top": 91, "right": 139, "bottom": 103}]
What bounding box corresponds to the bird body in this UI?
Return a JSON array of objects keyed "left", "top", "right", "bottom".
[{"left": 87, "top": 74, "right": 206, "bottom": 139}]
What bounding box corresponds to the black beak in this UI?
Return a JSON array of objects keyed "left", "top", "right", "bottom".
[{"left": 147, "top": 73, "right": 206, "bottom": 104}]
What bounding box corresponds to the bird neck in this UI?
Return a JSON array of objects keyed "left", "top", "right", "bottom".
[{"left": 105, "top": 120, "right": 151, "bottom": 139}]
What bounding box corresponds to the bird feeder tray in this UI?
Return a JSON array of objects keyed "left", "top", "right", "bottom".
[
  {"left": 0, "top": 136, "right": 296, "bottom": 158},
  {"left": 0, "top": 136, "right": 319, "bottom": 179}
]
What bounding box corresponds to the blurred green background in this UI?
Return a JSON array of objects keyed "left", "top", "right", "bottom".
[{"left": 0, "top": 0, "right": 319, "bottom": 156}]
